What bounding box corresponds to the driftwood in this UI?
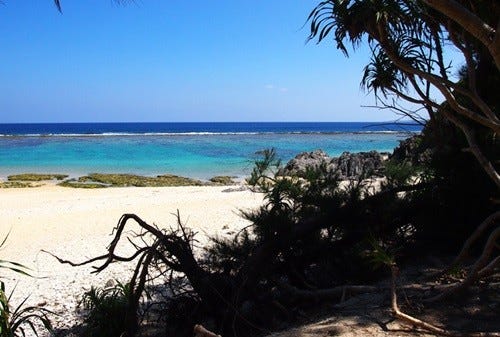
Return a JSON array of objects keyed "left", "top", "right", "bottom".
[{"left": 46, "top": 212, "right": 227, "bottom": 336}]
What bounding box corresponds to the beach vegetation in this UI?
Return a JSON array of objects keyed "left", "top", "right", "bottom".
[
  {"left": 382, "top": 159, "right": 420, "bottom": 188},
  {"left": 0, "top": 235, "right": 52, "bottom": 337},
  {"left": 308, "top": 0, "right": 499, "bottom": 187},
  {"left": 51, "top": 149, "right": 442, "bottom": 336},
  {"left": 306, "top": 0, "right": 499, "bottom": 333},
  {"left": 48, "top": 143, "right": 500, "bottom": 336},
  {"left": 79, "top": 281, "right": 131, "bottom": 337},
  {"left": 43, "top": 1, "right": 499, "bottom": 336},
  {"left": 0, "top": 290, "right": 53, "bottom": 337},
  {"left": 7, "top": 174, "right": 68, "bottom": 181}
]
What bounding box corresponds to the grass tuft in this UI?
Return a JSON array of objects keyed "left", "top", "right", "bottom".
[{"left": 80, "top": 281, "right": 130, "bottom": 337}]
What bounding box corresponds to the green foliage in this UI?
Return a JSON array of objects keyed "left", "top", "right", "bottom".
[
  {"left": 0, "top": 235, "right": 52, "bottom": 337},
  {"left": 383, "top": 160, "right": 418, "bottom": 188},
  {"left": 246, "top": 148, "right": 281, "bottom": 191},
  {"left": 0, "top": 288, "right": 53, "bottom": 337},
  {"left": 207, "top": 229, "right": 256, "bottom": 274},
  {"left": 80, "top": 281, "right": 131, "bottom": 337},
  {"left": 402, "top": 114, "right": 498, "bottom": 249},
  {"left": 207, "top": 149, "right": 407, "bottom": 286},
  {"left": 366, "top": 238, "right": 395, "bottom": 269}
]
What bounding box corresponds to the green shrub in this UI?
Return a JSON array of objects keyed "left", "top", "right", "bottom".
[
  {"left": 80, "top": 281, "right": 131, "bottom": 337},
  {"left": 207, "top": 149, "right": 397, "bottom": 286},
  {"left": 383, "top": 160, "right": 420, "bottom": 187}
]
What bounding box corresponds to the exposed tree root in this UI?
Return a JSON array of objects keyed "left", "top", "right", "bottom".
[
  {"left": 478, "top": 255, "right": 500, "bottom": 279},
  {"left": 390, "top": 265, "right": 500, "bottom": 337},
  {"left": 45, "top": 212, "right": 225, "bottom": 336},
  {"left": 46, "top": 212, "right": 283, "bottom": 336},
  {"left": 429, "top": 211, "right": 500, "bottom": 279},
  {"left": 426, "top": 226, "right": 499, "bottom": 302}
]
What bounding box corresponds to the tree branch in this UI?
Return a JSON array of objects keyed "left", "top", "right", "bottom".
[{"left": 422, "top": 0, "right": 500, "bottom": 70}]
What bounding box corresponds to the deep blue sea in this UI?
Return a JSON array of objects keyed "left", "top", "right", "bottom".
[{"left": 0, "top": 122, "right": 420, "bottom": 179}]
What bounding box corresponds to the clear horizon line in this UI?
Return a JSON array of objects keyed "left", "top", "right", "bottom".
[{"left": 0, "top": 120, "right": 422, "bottom": 125}]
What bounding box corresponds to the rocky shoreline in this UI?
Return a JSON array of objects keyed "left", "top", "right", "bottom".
[
  {"left": 279, "top": 149, "right": 390, "bottom": 180},
  {"left": 278, "top": 134, "right": 423, "bottom": 180}
]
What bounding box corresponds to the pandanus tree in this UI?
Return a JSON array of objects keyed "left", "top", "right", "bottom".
[
  {"left": 309, "top": 0, "right": 499, "bottom": 186},
  {"left": 308, "top": 0, "right": 499, "bottom": 299}
]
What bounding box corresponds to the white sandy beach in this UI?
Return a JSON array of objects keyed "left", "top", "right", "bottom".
[{"left": 0, "top": 184, "right": 263, "bottom": 333}]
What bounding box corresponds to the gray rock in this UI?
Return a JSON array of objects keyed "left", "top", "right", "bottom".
[
  {"left": 390, "top": 134, "right": 431, "bottom": 165},
  {"left": 335, "top": 151, "right": 388, "bottom": 179},
  {"left": 278, "top": 149, "right": 332, "bottom": 176},
  {"left": 280, "top": 150, "right": 389, "bottom": 180}
]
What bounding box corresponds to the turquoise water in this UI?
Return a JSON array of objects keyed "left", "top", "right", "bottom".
[{"left": 0, "top": 132, "right": 411, "bottom": 179}]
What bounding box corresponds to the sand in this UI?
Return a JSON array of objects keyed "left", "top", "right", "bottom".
[
  {"left": 3, "top": 184, "right": 480, "bottom": 337},
  {"left": 0, "top": 184, "right": 263, "bottom": 334}
]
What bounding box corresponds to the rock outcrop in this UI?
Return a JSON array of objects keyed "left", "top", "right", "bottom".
[
  {"left": 280, "top": 149, "right": 389, "bottom": 180},
  {"left": 390, "top": 134, "right": 431, "bottom": 166},
  {"left": 335, "top": 151, "right": 388, "bottom": 179},
  {"left": 279, "top": 149, "right": 331, "bottom": 176}
]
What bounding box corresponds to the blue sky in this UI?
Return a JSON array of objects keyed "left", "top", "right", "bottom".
[{"left": 1, "top": 1, "right": 402, "bottom": 123}]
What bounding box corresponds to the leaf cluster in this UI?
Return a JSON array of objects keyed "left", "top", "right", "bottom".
[
  {"left": 79, "top": 281, "right": 131, "bottom": 337},
  {"left": 0, "top": 235, "right": 52, "bottom": 337}
]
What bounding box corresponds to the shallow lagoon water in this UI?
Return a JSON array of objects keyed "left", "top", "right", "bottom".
[{"left": 0, "top": 123, "right": 419, "bottom": 179}]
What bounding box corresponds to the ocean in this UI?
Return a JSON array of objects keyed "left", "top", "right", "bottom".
[{"left": 0, "top": 122, "right": 420, "bottom": 179}]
